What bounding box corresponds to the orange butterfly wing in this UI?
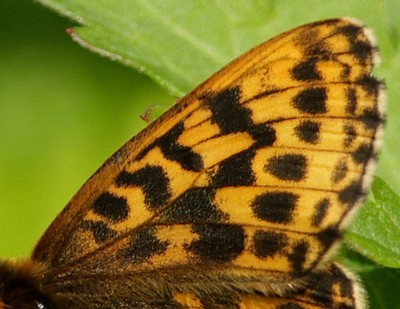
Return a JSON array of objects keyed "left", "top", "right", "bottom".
[{"left": 24, "top": 18, "right": 385, "bottom": 308}]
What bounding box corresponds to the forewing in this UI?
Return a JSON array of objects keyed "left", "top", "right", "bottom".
[{"left": 32, "top": 18, "right": 384, "bottom": 305}]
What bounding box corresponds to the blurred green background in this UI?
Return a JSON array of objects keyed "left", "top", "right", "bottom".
[{"left": 0, "top": 1, "right": 173, "bottom": 258}]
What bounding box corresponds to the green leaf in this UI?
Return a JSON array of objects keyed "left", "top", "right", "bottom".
[
  {"left": 36, "top": 0, "right": 389, "bottom": 96},
  {"left": 35, "top": 0, "right": 277, "bottom": 97},
  {"left": 345, "top": 177, "right": 400, "bottom": 268},
  {"left": 338, "top": 247, "right": 400, "bottom": 309}
]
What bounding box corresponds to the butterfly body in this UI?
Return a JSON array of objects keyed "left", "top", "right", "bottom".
[{"left": 0, "top": 18, "right": 385, "bottom": 309}]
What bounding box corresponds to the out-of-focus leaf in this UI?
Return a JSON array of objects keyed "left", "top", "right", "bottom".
[{"left": 346, "top": 177, "right": 400, "bottom": 268}]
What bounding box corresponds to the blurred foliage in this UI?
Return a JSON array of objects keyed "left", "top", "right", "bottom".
[
  {"left": 347, "top": 177, "right": 400, "bottom": 268},
  {"left": 0, "top": 0, "right": 173, "bottom": 258}
]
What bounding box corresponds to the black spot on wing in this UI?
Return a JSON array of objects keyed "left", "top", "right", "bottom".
[
  {"left": 92, "top": 192, "right": 129, "bottom": 223},
  {"left": 265, "top": 154, "right": 308, "bottom": 182},
  {"left": 312, "top": 198, "right": 330, "bottom": 227},
  {"left": 356, "top": 75, "right": 381, "bottom": 97},
  {"left": 206, "top": 87, "right": 251, "bottom": 134},
  {"left": 338, "top": 181, "right": 364, "bottom": 205},
  {"left": 137, "top": 123, "right": 204, "bottom": 172},
  {"left": 352, "top": 144, "right": 373, "bottom": 164},
  {"left": 291, "top": 58, "right": 322, "bottom": 81},
  {"left": 211, "top": 150, "right": 256, "bottom": 187},
  {"left": 116, "top": 166, "right": 171, "bottom": 211},
  {"left": 346, "top": 88, "right": 357, "bottom": 115},
  {"left": 294, "top": 121, "right": 321, "bottom": 144},
  {"left": 344, "top": 124, "right": 357, "bottom": 148},
  {"left": 316, "top": 226, "right": 340, "bottom": 249},
  {"left": 81, "top": 220, "right": 117, "bottom": 244},
  {"left": 188, "top": 224, "right": 245, "bottom": 262},
  {"left": 293, "top": 88, "right": 327, "bottom": 114},
  {"left": 357, "top": 107, "right": 383, "bottom": 129},
  {"left": 332, "top": 158, "right": 348, "bottom": 184},
  {"left": 250, "top": 124, "right": 277, "bottom": 148},
  {"left": 288, "top": 241, "right": 309, "bottom": 275},
  {"left": 117, "top": 226, "right": 169, "bottom": 264},
  {"left": 162, "top": 188, "right": 227, "bottom": 223},
  {"left": 206, "top": 87, "right": 277, "bottom": 148},
  {"left": 253, "top": 230, "right": 288, "bottom": 258},
  {"left": 158, "top": 123, "right": 204, "bottom": 171},
  {"left": 339, "top": 24, "right": 374, "bottom": 64},
  {"left": 339, "top": 23, "right": 363, "bottom": 37},
  {"left": 251, "top": 192, "right": 298, "bottom": 224},
  {"left": 307, "top": 45, "right": 332, "bottom": 61}
]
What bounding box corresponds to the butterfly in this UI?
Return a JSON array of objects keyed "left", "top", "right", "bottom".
[{"left": 0, "top": 18, "right": 385, "bottom": 309}]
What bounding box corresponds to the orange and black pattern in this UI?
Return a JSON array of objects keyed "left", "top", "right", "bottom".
[{"left": 0, "top": 18, "right": 385, "bottom": 309}]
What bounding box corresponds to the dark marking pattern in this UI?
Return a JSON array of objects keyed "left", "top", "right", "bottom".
[
  {"left": 253, "top": 230, "right": 288, "bottom": 258},
  {"left": 251, "top": 192, "right": 298, "bottom": 224},
  {"left": 316, "top": 226, "right": 340, "bottom": 249},
  {"left": 340, "top": 25, "right": 373, "bottom": 63},
  {"left": 309, "top": 263, "right": 354, "bottom": 305},
  {"left": 288, "top": 241, "right": 309, "bottom": 274},
  {"left": 291, "top": 58, "right": 321, "bottom": 81},
  {"left": 250, "top": 124, "right": 277, "bottom": 148},
  {"left": 81, "top": 220, "right": 117, "bottom": 244},
  {"left": 344, "top": 124, "right": 357, "bottom": 148},
  {"left": 92, "top": 192, "right": 129, "bottom": 223},
  {"left": 116, "top": 166, "right": 171, "bottom": 211},
  {"left": 265, "top": 154, "right": 308, "bottom": 182},
  {"left": 157, "top": 123, "right": 204, "bottom": 171},
  {"left": 307, "top": 45, "right": 331, "bottom": 61},
  {"left": 346, "top": 88, "right": 357, "bottom": 114},
  {"left": 162, "top": 188, "right": 227, "bottom": 223},
  {"left": 136, "top": 122, "right": 204, "bottom": 172},
  {"left": 294, "top": 121, "right": 321, "bottom": 144},
  {"left": 137, "top": 123, "right": 204, "bottom": 172},
  {"left": 352, "top": 144, "right": 373, "bottom": 164},
  {"left": 357, "top": 75, "right": 381, "bottom": 97},
  {"left": 332, "top": 158, "right": 348, "bottom": 183},
  {"left": 117, "top": 226, "right": 169, "bottom": 264},
  {"left": 188, "top": 224, "right": 245, "bottom": 262},
  {"left": 293, "top": 88, "right": 327, "bottom": 114},
  {"left": 357, "top": 107, "right": 382, "bottom": 129},
  {"left": 312, "top": 198, "right": 330, "bottom": 227},
  {"left": 339, "top": 182, "right": 364, "bottom": 205},
  {"left": 206, "top": 87, "right": 251, "bottom": 135},
  {"left": 206, "top": 87, "right": 277, "bottom": 147},
  {"left": 212, "top": 150, "right": 256, "bottom": 186}
]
